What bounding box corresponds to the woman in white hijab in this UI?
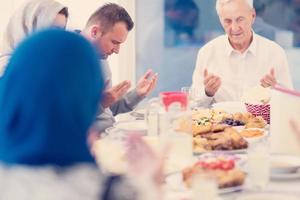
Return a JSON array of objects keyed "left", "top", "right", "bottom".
[{"left": 0, "top": 0, "right": 69, "bottom": 77}]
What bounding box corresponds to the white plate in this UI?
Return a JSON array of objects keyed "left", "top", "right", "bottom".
[
  {"left": 271, "top": 170, "right": 300, "bottom": 180},
  {"left": 239, "top": 128, "right": 269, "bottom": 143},
  {"left": 165, "top": 190, "right": 222, "bottom": 200},
  {"left": 219, "top": 185, "right": 243, "bottom": 194},
  {"left": 165, "top": 172, "right": 244, "bottom": 195},
  {"left": 194, "top": 148, "right": 247, "bottom": 155},
  {"left": 212, "top": 101, "right": 247, "bottom": 113},
  {"left": 237, "top": 193, "right": 300, "bottom": 200},
  {"left": 113, "top": 120, "right": 147, "bottom": 135},
  {"left": 130, "top": 108, "right": 146, "bottom": 119},
  {"left": 270, "top": 154, "right": 300, "bottom": 175}
]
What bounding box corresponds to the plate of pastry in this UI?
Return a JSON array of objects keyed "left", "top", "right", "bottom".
[
  {"left": 165, "top": 154, "right": 246, "bottom": 194},
  {"left": 193, "top": 127, "right": 248, "bottom": 154}
]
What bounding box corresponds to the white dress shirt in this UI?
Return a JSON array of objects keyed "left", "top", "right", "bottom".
[{"left": 191, "top": 32, "right": 293, "bottom": 106}]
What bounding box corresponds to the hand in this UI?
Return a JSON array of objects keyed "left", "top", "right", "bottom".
[
  {"left": 136, "top": 69, "right": 158, "bottom": 97},
  {"left": 101, "top": 80, "right": 131, "bottom": 108},
  {"left": 260, "top": 68, "right": 277, "bottom": 88},
  {"left": 203, "top": 69, "right": 221, "bottom": 97},
  {"left": 87, "top": 129, "right": 100, "bottom": 157},
  {"left": 126, "top": 134, "right": 167, "bottom": 199}
]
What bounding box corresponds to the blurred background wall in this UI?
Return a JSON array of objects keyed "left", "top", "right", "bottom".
[
  {"left": 0, "top": 0, "right": 135, "bottom": 87},
  {"left": 1, "top": 0, "right": 299, "bottom": 96},
  {"left": 136, "top": 0, "right": 300, "bottom": 96}
]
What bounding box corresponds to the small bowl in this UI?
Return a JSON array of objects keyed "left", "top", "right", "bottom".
[
  {"left": 239, "top": 128, "right": 268, "bottom": 143},
  {"left": 245, "top": 103, "right": 270, "bottom": 124},
  {"left": 270, "top": 154, "right": 300, "bottom": 174}
]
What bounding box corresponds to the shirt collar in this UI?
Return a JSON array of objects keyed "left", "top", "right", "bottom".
[{"left": 224, "top": 31, "right": 257, "bottom": 56}]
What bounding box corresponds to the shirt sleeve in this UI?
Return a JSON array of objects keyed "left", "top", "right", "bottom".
[
  {"left": 275, "top": 47, "right": 293, "bottom": 89},
  {"left": 110, "top": 89, "right": 144, "bottom": 116}
]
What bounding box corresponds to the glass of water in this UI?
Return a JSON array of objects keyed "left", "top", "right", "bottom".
[
  {"left": 192, "top": 173, "right": 218, "bottom": 200},
  {"left": 163, "top": 132, "right": 194, "bottom": 169},
  {"left": 247, "top": 141, "right": 270, "bottom": 191},
  {"left": 181, "top": 86, "right": 197, "bottom": 109}
]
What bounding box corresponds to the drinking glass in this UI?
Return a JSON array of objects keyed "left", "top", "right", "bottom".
[
  {"left": 192, "top": 173, "right": 218, "bottom": 200},
  {"left": 247, "top": 141, "right": 270, "bottom": 191},
  {"left": 163, "top": 132, "right": 194, "bottom": 169},
  {"left": 181, "top": 87, "right": 197, "bottom": 109},
  {"left": 146, "top": 98, "right": 161, "bottom": 136}
]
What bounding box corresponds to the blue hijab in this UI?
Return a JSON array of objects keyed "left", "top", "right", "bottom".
[{"left": 0, "top": 29, "right": 104, "bottom": 166}]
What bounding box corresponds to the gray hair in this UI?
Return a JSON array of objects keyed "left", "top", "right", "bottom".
[{"left": 216, "top": 0, "right": 253, "bottom": 14}]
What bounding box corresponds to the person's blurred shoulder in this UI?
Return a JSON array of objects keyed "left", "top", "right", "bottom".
[
  {"left": 197, "top": 34, "right": 227, "bottom": 54},
  {"left": 255, "top": 33, "right": 287, "bottom": 53},
  {"left": 0, "top": 164, "right": 102, "bottom": 200}
]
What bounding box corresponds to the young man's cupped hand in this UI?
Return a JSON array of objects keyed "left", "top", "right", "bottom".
[
  {"left": 136, "top": 69, "right": 158, "bottom": 97},
  {"left": 101, "top": 80, "right": 131, "bottom": 108}
]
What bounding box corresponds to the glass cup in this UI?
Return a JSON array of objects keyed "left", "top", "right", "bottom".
[
  {"left": 192, "top": 173, "right": 218, "bottom": 200},
  {"left": 181, "top": 87, "right": 197, "bottom": 109},
  {"left": 94, "top": 130, "right": 127, "bottom": 174},
  {"left": 247, "top": 141, "right": 270, "bottom": 191},
  {"left": 163, "top": 132, "right": 193, "bottom": 169},
  {"left": 146, "top": 98, "right": 161, "bottom": 136}
]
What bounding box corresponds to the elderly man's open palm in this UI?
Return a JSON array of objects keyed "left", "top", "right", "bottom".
[
  {"left": 203, "top": 69, "right": 221, "bottom": 97},
  {"left": 261, "top": 68, "right": 277, "bottom": 88}
]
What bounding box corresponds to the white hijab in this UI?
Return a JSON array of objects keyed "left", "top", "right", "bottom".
[
  {"left": 2, "top": 0, "right": 66, "bottom": 54},
  {"left": 0, "top": 0, "right": 66, "bottom": 76}
]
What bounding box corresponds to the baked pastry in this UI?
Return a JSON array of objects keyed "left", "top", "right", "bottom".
[
  {"left": 193, "top": 136, "right": 211, "bottom": 152},
  {"left": 245, "top": 116, "right": 267, "bottom": 128},
  {"left": 192, "top": 117, "right": 212, "bottom": 136},
  {"left": 182, "top": 159, "right": 246, "bottom": 189},
  {"left": 225, "top": 128, "right": 248, "bottom": 149},
  {"left": 193, "top": 128, "right": 248, "bottom": 152},
  {"left": 211, "top": 123, "right": 228, "bottom": 132},
  {"left": 240, "top": 129, "right": 264, "bottom": 138}
]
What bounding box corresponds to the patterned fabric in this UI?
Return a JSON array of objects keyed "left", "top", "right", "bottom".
[{"left": 2, "top": 0, "right": 66, "bottom": 54}]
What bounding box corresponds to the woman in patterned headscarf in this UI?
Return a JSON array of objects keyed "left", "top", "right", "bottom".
[{"left": 0, "top": 0, "right": 68, "bottom": 77}]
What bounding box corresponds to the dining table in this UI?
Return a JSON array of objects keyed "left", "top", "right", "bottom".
[{"left": 93, "top": 100, "right": 300, "bottom": 200}]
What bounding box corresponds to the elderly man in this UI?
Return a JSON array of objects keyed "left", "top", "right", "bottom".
[
  {"left": 81, "top": 3, "right": 157, "bottom": 133},
  {"left": 191, "top": 0, "right": 293, "bottom": 106}
]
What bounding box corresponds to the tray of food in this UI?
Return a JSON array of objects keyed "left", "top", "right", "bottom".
[
  {"left": 165, "top": 154, "right": 246, "bottom": 195},
  {"left": 176, "top": 108, "right": 268, "bottom": 154}
]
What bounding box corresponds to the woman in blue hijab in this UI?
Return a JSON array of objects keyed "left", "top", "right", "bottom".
[
  {"left": 0, "top": 29, "right": 163, "bottom": 200},
  {"left": 0, "top": 29, "right": 104, "bottom": 166},
  {"left": 0, "top": 29, "right": 107, "bottom": 199}
]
